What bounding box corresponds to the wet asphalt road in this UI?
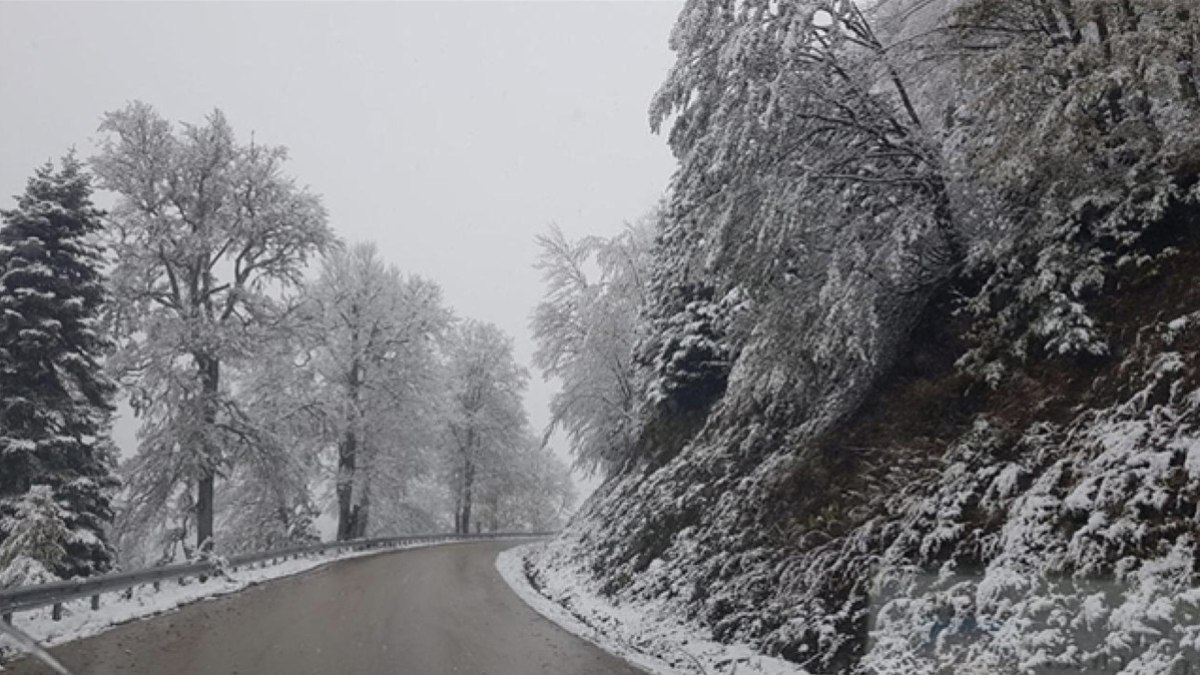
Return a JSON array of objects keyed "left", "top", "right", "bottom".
[{"left": 3, "top": 541, "right": 644, "bottom": 675}]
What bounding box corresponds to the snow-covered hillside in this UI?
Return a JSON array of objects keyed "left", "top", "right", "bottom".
[
  {"left": 537, "top": 247, "right": 1200, "bottom": 675},
  {"left": 529, "top": 1, "right": 1200, "bottom": 673}
]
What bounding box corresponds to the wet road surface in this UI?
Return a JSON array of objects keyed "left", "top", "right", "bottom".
[{"left": 4, "top": 541, "right": 644, "bottom": 675}]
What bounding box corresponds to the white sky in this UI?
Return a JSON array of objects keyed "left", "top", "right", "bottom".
[{"left": 0, "top": 1, "right": 682, "bottom": 490}]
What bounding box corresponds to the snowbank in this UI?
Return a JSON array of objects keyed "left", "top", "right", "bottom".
[{"left": 497, "top": 542, "right": 802, "bottom": 675}]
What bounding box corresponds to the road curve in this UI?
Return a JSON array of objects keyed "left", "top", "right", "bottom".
[{"left": 4, "top": 541, "right": 645, "bottom": 675}]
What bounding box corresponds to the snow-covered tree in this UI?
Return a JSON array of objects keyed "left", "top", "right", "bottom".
[
  {"left": 302, "top": 243, "right": 450, "bottom": 540},
  {"left": 532, "top": 219, "right": 653, "bottom": 476},
  {"left": 93, "top": 102, "right": 335, "bottom": 555},
  {"left": 215, "top": 326, "right": 323, "bottom": 554},
  {"left": 473, "top": 440, "right": 575, "bottom": 532},
  {"left": 650, "top": 0, "right": 961, "bottom": 281},
  {"left": 0, "top": 486, "right": 70, "bottom": 588},
  {"left": 942, "top": 0, "right": 1200, "bottom": 383},
  {"left": 638, "top": 0, "right": 969, "bottom": 435},
  {"left": 0, "top": 157, "right": 118, "bottom": 579},
  {"left": 443, "top": 321, "right": 528, "bottom": 534}
]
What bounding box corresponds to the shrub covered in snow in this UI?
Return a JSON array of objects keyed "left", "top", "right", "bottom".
[{"left": 0, "top": 486, "right": 69, "bottom": 588}]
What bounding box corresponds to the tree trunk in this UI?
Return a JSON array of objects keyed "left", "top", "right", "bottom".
[
  {"left": 336, "top": 352, "right": 362, "bottom": 541},
  {"left": 196, "top": 354, "right": 220, "bottom": 555},
  {"left": 352, "top": 508, "right": 369, "bottom": 538},
  {"left": 352, "top": 462, "right": 371, "bottom": 539},
  {"left": 196, "top": 473, "right": 214, "bottom": 554},
  {"left": 1178, "top": 9, "right": 1199, "bottom": 105},
  {"left": 459, "top": 456, "right": 475, "bottom": 535},
  {"left": 336, "top": 429, "right": 357, "bottom": 540},
  {"left": 487, "top": 495, "right": 498, "bottom": 533}
]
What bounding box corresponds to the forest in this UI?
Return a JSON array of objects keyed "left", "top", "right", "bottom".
[{"left": 0, "top": 101, "right": 574, "bottom": 582}]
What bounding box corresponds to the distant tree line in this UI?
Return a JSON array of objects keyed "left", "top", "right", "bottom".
[{"left": 0, "top": 102, "right": 574, "bottom": 584}]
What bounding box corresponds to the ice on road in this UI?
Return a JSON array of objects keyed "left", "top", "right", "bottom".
[{"left": 4, "top": 541, "right": 645, "bottom": 675}]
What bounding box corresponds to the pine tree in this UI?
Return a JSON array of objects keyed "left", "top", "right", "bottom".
[
  {"left": 0, "top": 156, "right": 119, "bottom": 579},
  {"left": 0, "top": 486, "right": 70, "bottom": 588}
]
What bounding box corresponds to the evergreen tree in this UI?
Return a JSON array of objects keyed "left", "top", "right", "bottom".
[
  {"left": 0, "top": 156, "right": 119, "bottom": 579},
  {"left": 0, "top": 486, "right": 69, "bottom": 588}
]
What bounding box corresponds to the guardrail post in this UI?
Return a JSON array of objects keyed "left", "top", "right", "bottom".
[
  {"left": 52, "top": 603, "right": 62, "bottom": 621},
  {"left": 91, "top": 594, "right": 100, "bottom": 610}
]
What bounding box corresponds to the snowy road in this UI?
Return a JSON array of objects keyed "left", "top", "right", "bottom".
[{"left": 3, "top": 541, "right": 645, "bottom": 675}]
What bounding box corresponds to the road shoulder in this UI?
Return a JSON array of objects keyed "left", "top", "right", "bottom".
[{"left": 496, "top": 542, "right": 801, "bottom": 675}]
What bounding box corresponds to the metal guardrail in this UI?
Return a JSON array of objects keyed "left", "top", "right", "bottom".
[{"left": 0, "top": 531, "right": 553, "bottom": 623}]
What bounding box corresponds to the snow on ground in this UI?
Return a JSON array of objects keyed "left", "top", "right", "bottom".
[
  {"left": 0, "top": 539, "right": 484, "bottom": 666},
  {"left": 497, "top": 542, "right": 803, "bottom": 675}
]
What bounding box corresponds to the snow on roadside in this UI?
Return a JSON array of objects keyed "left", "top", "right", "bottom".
[
  {"left": 0, "top": 539, "right": 482, "bottom": 665},
  {"left": 496, "top": 542, "right": 804, "bottom": 675}
]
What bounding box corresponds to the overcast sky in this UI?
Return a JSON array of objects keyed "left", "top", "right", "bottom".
[{"left": 0, "top": 1, "right": 682, "bottom": 487}]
